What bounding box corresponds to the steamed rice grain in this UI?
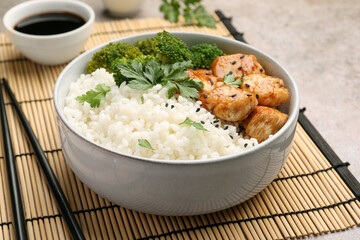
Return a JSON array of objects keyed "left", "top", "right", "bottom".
[{"left": 64, "top": 68, "right": 258, "bottom": 160}]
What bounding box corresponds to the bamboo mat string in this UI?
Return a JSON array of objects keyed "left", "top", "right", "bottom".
[{"left": 0, "top": 12, "right": 359, "bottom": 239}]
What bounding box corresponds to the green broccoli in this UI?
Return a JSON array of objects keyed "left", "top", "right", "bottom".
[
  {"left": 135, "top": 37, "right": 157, "bottom": 56},
  {"left": 190, "top": 43, "right": 224, "bottom": 69},
  {"left": 110, "top": 55, "right": 158, "bottom": 86},
  {"left": 136, "top": 31, "right": 191, "bottom": 65},
  {"left": 87, "top": 42, "right": 143, "bottom": 73}
]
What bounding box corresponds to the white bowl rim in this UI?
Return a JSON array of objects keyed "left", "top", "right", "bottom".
[
  {"left": 2, "top": 0, "right": 95, "bottom": 40},
  {"left": 54, "top": 31, "right": 300, "bottom": 165}
]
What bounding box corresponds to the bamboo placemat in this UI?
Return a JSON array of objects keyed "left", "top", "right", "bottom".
[{"left": 0, "top": 11, "right": 359, "bottom": 239}]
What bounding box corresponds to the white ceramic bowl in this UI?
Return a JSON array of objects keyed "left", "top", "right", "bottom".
[
  {"left": 54, "top": 32, "right": 300, "bottom": 216},
  {"left": 3, "top": 0, "right": 95, "bottom": 65}
]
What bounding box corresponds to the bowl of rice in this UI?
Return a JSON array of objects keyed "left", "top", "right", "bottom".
[{"left": 54, "top": 32, "right": 300, "bottom": 216}]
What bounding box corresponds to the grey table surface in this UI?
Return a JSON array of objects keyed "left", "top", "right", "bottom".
[{"left": 1, "top": 0, "right": 360, "bottom": 239}]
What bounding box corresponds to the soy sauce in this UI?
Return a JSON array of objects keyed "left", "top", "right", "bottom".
[{"left": 14, "top": 11, "right": 86, "bottom": 35}]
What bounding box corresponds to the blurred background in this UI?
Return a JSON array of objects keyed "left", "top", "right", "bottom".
[{"left": 1, "top": 0, "right": 360, "bottom": 239}]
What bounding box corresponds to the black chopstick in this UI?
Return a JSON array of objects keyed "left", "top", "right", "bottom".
[
  {"left": 0, "top": 81, "right": 28, "bottom": 239},
  {"left": 2, "top": 79, "right": 85, "bottom": 240}
]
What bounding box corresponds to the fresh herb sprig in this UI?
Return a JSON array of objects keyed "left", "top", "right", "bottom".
[
  {"left": 75, "top": 84, "right": 111, "bottom": 108},
  {"left": 160, "top": 0, "right": 216, "bottom": 28},
  {"left": 115, "top": 60, "right": 203, "bottom": 99},
  {"left": 223, "top": 73, "right": 244, "bottom": 88},
  {"left": 180, "top": 117, "right": 208, "bottom": 131},
  {"left": 138, "top": 139, "right": 155, "bottom": 150}
]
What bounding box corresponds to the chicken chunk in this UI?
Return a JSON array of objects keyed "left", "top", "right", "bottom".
[
  {"left": 240, "top": 74, "right": 290, "bottom": 107},
  {"left": 212, "top": 54, "right": 265, "bottom": 79},
  {"left": 241, "top": 106, "right": 289, "bottom": 143},
  {"left": 186, "top": 69, "right": 218, "bottom": 93},
  {"left": 199, "top": 84, "right": 258, "bottom": 121},
  {"left": 187, "top": 69, "right": 258, "bottom": 122}
]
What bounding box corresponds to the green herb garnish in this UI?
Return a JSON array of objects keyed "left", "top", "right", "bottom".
[
  {"left": 180, "top": 117, "right": 208, "bottom": 131},
  {"left": 141, "top": 96, "right": 145, "bottom": 104},
  {"left": 138, "top": 139, "right": 155, "bottom": 150},
  {"left": 116, "top": 60, "right": 203, "bottom": 99},
  {"left": 75, "top": 84, "right": 111, "bottom": 108},
  {"left": 160, "top": 0, "right": 216, "bottom": 28},
  {"left": 223, "top": 73, "right": 244, "bottom": 88}
]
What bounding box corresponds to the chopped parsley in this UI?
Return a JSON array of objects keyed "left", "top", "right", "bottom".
[
  {"left": 116, "top": 60, "right": 203, "bottom": 99},
  {"left": 75, "top": 84, "right": 110, "bottom": 108},
  {"left": 138, "top": 139, "right": 155, "bottom": 150},
  {"left": 223, "top": 73, "right": 244, "bottom": 88},
  {"left": 160, "top": 0, "right": 216, "bottom": 28},
  {"left": 180, "top": 117, "right": 208, "bottom": 131}
]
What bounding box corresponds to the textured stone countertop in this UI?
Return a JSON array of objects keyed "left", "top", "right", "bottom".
[{"left": 1, "top": 0, "right": 359, "bottom": 239}]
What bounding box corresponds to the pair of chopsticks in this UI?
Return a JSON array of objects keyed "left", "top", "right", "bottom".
[{"left": 0, "top": 79, "right": 85, "bottom": 240}]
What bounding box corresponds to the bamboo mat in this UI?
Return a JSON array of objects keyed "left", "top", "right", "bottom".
[{"left": 0, "top": 11, "right": 359, "bottom": 240}]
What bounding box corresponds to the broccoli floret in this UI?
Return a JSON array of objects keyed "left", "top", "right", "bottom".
[
  {"left": 190, "top": 43, "right": 224, "bottom": 69},
  {"left": 135, "top": 38, "right": 157, "bottom": 56},
  {"left": 110, "top": 55, "right": 158, "bottom": 86},
  {"left": 155, "top": 31, "right": 192, "bottom": 64},
  {"left": 87, "top": 42, "right": 143, "bottom": 73},
  {"left": 136, "top": 31, "right": 191, "bottom": 65}
]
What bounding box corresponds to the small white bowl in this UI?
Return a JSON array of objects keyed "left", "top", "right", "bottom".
[
  {"left": 3, "top": 0, "right": 95, "bottom": 65},
  {"left": 54, "top": 32, "right": 300, "bottom": 216}
]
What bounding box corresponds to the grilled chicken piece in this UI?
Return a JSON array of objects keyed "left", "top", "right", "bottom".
[
  {"left": 187, "top": 69, "right": 257, "bottom": 121},
  {"left": 240, "top": 74, "right": 290, "bottom": 107},
  {"left": 241, "top": 106, "right": 289, "bottom": 143},
  {"left": 212, "top": 54, "right": 265, "bottom": 79},
  {"left": 199, "top": 84, "right": 258, "bottom": 121},
  {"left": 186, "top": 69, "right": 218, "bottom": 93}
]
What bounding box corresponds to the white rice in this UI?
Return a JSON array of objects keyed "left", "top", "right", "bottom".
[{"left": 64, "top": 68, "right": 258, "bottom": 160}]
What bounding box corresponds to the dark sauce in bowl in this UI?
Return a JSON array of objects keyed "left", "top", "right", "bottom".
[{"left": 14, "top": 11, "right": 86, "bottom": 35}]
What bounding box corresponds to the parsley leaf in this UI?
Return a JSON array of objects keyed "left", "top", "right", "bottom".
[
  {"left": 159, "top": 0, "right": 216, "bottom": 28},
  {"left": 162, "top": 60, "right": 192, "bottom": 81},
  {"left": 193, "top": 6, "right": 216, "bottom": 28},
  {"left": 175, "top": 78, "right": 202, "bottom": 98},
  {"left": 183, "top": 7, "right": 195, "bottom": 25},
  {"left": 116, "top": 60, "right": 203, "bottom": 99},
  {"left": 223, "top": 73, "right": 244, "bottom": 88},
  {"left": 75, "top": 84, "right": 111, "bottom": 108},
  {"left": 116, "top": 61, "right": 146, "bottom": 82},
  {"left": 164, "top": 81, "right": 177, "bottom": 98},
  {"left": 179, "top": 117, "right": 208, "bottom": 131},
  {"left": 138, "top": 139, "right": 155, "bottom": 150},
  {"left": 144, "top": 59, "right": 164, "bottom": 84},
  {"left": 160, "top": 0, "right": 180, "bottom": 23},
  {"left": 127, "top": 80, "right": 153, "bottom": 90}
]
